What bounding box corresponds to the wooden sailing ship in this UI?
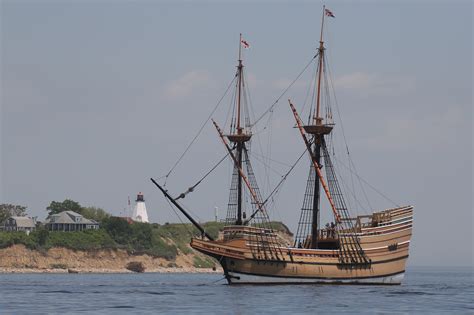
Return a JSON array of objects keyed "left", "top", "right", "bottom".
[{"left": 152, "top": 7, "right": 413, "bottom": 284}]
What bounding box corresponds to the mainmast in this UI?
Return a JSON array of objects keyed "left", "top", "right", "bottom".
[
  {"left": 296, "top": 6, "right": 334, "bottom": 249},
  {"left": 291, "top": 6, "right": 370, "bottom": 266},
  {"left": 226, "top": 33, "right": 252, "bottom": 226}
]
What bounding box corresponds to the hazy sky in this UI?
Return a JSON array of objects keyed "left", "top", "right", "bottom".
[{"left": 1, "top": 1, "right": 472, "bottom": 267}]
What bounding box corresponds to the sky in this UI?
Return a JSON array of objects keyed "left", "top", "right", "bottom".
[{"left": 1, "top": 1, "right": 472, "bottom": 267}]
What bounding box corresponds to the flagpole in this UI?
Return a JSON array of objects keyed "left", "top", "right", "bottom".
[
  {"left": 320, "top": 5, "right": 326, "bottom": 44},
  {"left": 239, "top": 33, "right": 242, "bottom": 62},
  {"left": 315, "top": 6, "right": 326, "bottom": 122},
  {"left": 237, "top": 33, "right": 243, "bottom": 133}
]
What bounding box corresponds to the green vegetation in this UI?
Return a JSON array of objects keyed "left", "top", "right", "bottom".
[
  {"left": 80, "top": 207, "right": 111, "bottom": 222},
  {"left": 45, "top": 229, "right": 116, "bottom": 250},
  {"left": 0, "top": 228, "right": 115, "bottom": 251},
  {"left": 0, "top": 231, "right": 37, "bottom": 249},
  {"left": 100, "top": 217, "right": 178, "bottom": 259}
]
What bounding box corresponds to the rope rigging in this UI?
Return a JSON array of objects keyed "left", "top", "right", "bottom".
[
  {"left": 162, "top": 53, "right": 317, "bottom": 193},
  {"left": 174, "top": 153, "right": 229, "bottom": 201},
  {"left": 324, "top": 53, "right": 375, "bottom": 212},
  {"left": 163, "top": 74, "right": 237, "bottom": 185},
  {"left": 331, "top": 154, "right": 400, "bottom": 207},
  {"left": 251, "top": 54, "right": 318, "bottom": 127},
  {"left": 261, "top": 147, "right": 308, "bottom": 207}
]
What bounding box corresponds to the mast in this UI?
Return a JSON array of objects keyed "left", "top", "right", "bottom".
[
  {"left": 236, "top": 34, "right": 244, "bottom": 225},
  {"left": 311, "top": 139, "right": 322, "bottom": 248},
  {"left": 294, "top": 6, "right": 333, "bottom": 249},
  {"left": 289, "top": 101, "right": 341, "bottom": 223},
  {"left": 226, "top": 33, "right": 251, "bottom": 226},
  {"left": 311, "top": 6, "right": 327, "bottom": 248},
  {"left": 214, "top": 120, "right": 266, "bottom": 219}
]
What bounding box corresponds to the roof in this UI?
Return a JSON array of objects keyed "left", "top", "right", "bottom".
[
  {"left": 8, "top": 216, "right": 36, "bottom": 228},
  {"left": 44, "top": 211, "right": 98, "bottom": 225}
]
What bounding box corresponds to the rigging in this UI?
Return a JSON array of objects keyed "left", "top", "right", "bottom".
[
  {"left": 162, "top": 75, "right": 237, "bottom": 186},
  {"left": 251, "top": 54, "right": 318, "bottom": 128},
  {"left": 174, "top": 153, "right": 229, "bottom": 201}
]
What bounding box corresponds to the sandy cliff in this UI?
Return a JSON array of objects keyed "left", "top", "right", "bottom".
[{"left": 0, "top": 244, "right": 222, "bottom": 273}]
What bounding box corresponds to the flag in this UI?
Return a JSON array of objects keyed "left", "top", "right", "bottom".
[
  {"left": 128, "top": 196, "right": 130, "bottom": 206},
  {"left": 325, "top": 8, "right": 335, "bottom": 18},
  {"left": 241, "top": 39, "right": 250, "bottom": 49}
]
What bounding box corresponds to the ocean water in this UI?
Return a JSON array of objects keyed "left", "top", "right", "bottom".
[{"left": 0, "top": 267, "right": 472, "bottom": 314}]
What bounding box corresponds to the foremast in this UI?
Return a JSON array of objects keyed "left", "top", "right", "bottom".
[
  {"left": 213, "top": 34, "right": 284, "bottom": 261},
  {"left": 225, "top": 34, "right": 252, "bottom": 226}
]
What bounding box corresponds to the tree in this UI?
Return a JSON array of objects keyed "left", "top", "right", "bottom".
[
  {"left": 0, "top": 204, "right": 28, "bottom": 223},
  {"left": 81, "top": 207, "right": 111, "bottom": 222},
  {"left": 46, "top": 199, "right": 82, "bottom": 216},
  {"left": 102, "top": 217, "right": 133, "bottom": 244}
]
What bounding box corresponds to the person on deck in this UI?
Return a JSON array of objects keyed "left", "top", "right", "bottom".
[{"left": 330, "top": 222, "right": 336, "bottom": 238}]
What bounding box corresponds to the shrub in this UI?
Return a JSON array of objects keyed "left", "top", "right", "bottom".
[
  {"left": 147, "top": 230, "right": 177, "bottom": 260},
  {"left": 0, "top": 231, "right": 36, "bottom": 249},
  {"left": 36, "top": 229, "right": 49, "bottom": 246},
  {"left": 46, "top": 229, "right": 116, "bottom": 250}
]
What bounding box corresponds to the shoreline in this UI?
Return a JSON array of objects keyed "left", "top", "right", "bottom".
[
  {"left": 0, "top": 245, "right": 223, "bottom": 274},
  {"left": 0, "top": 267, "right": 224, "bottom": 274}
]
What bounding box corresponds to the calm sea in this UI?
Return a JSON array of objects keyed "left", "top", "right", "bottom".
[{"left": 0, "top": 267, "right": 472, "bottom": 314}]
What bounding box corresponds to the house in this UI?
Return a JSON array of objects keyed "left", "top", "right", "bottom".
[
  {"left": 2, "top": 216, "right": 36, "bottom": 232},
  {"left": 44, "top": 211, "right": 99, "bottom": 231}
]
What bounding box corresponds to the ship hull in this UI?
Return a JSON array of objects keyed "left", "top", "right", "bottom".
[
  {"left": 191, "top": 206, "right": 413, "bottom": 285},
  {"left": 219, "top": 249, "right": 408, "bottom": 285}
]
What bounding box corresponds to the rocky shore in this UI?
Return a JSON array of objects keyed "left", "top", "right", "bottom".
[{"left": 0, "top": 245, "right": 223, "bottom": 274}]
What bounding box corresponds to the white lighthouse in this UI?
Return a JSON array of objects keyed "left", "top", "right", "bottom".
[{"left": 132, "top": 192, "right": 149, "bottom": 223}]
